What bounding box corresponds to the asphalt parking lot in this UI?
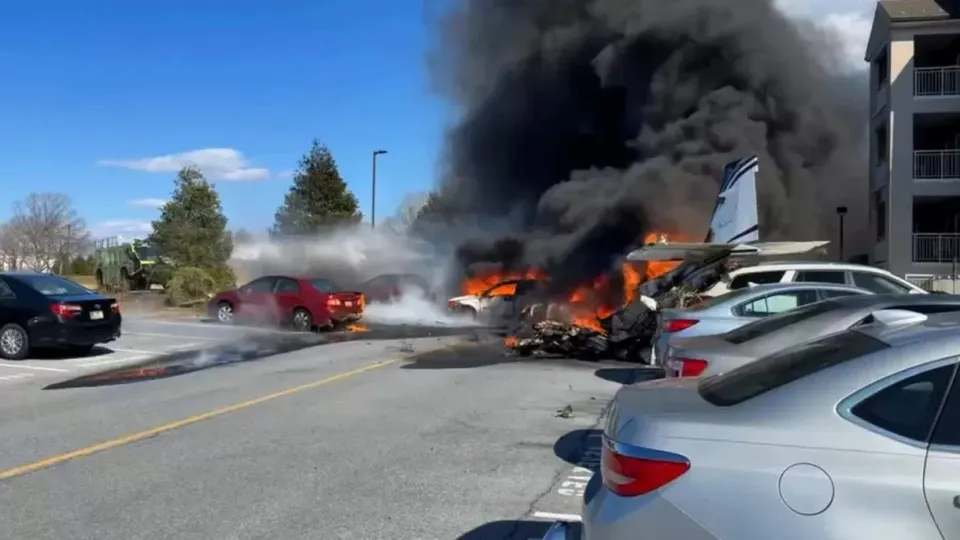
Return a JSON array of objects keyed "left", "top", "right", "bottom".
[{"left": 0, "top": 316, "right": 273, "bottom": 386}]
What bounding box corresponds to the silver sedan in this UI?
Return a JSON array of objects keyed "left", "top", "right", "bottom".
[
  {"left": 650, "top": 282, "right": 871, "bottom": 366},
  {"left": 556, "top": 310, "right": 960, "bottom": 540},
  {"left": 664, "top": 292, "right": 960, "bottom": 378}
]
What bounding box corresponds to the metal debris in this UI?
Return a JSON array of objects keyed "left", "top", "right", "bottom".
[{"left": 555, "top": 404, "right": 574, "bottom": 419}]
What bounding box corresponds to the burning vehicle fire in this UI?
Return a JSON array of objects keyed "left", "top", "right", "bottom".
[{"left": 451, "top": 156, "right": 830, "bottom": 361}]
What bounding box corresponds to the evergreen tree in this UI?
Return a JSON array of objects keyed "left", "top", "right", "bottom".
[
  {"left": 271, "top": 140, "right": 362, "bottom": 236},
  {"left": 149, "top": 167, "right": 233, "bottom": 269}
]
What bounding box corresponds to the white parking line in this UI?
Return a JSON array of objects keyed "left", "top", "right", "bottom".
[
  {"left": 0, "top": 362, "right": 69, "bottom": 372},
  {"left": 123, "top": 332, "right": 222, "bottom": 341},
  {"left": 529, "top": 511, "right": 581, "bottom": 521},
  {"left": 108, "top": 347, "right": 164, "bottom": 355},
  {"left": 0, "top": 373, "right": 34, "bottom": 381}
]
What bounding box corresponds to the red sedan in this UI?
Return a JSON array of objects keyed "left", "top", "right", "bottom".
[{"left": 208, "top": 275, "right": 364, "bottom": 331}]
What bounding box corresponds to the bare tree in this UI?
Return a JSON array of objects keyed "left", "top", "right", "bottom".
[
  {"left": 0, "top": 220, "right": 26, "bottom": 270},
  {"left": 381, "top": 192, "right": 429, "bottom": 234},
  {"left": 8, "top": 193, "right": 90, "bottom": 272}
]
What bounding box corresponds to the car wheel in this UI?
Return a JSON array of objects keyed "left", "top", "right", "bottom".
[
  {"left": 0, "top": 324, "right": 29, "bottom": 360},
  {"left": 292, "top": 308, "right": 313, "bottom": 332},
  {"left": 216, "top": 302, "right": 234, "bottom": 324}
]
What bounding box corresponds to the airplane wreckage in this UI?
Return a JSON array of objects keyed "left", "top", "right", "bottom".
[{"left": 493, "top": 155, "right": 830, "bottom": 361}]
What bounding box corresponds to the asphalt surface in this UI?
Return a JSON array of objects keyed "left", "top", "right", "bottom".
[{"left": 0, "top": 315, "right": 648, "bottom": 539}]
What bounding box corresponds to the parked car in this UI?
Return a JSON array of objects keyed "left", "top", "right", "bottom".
[
  {"left": 447, "top": 278, "right": 540, "bottom": 320},
  {"left": 541, "top": 310, "right": 960, "bottom": 539},
  {"left": 701, "top": 260, "right": 926, "bottom": 297},
  {"left": 664, "top": 293, "right": 960, "bottom": 378},
  {"left": 208, "top": 275, "right": 363, "bottom": 331},
  {"left": 650, "top": 282, "right": 871, "bottom": 365},
  {"left": 0, "top": 272, "right": 121, "bottom": 360},
  {"left": 358, "top": 273, "right": 434, "bottom": 304}
]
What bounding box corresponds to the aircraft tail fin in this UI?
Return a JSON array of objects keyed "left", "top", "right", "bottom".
[{"left": 705, "top": 155, "right": 760, "bottom": 244}]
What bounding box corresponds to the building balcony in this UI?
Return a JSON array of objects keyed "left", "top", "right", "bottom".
[
  {"left": 914, "top": 233, "right": 960, "bottom": 262},
  {"left": 915, "top": 150, "right": 960, "bottom": 179},
  {"left": 915, "top": 66, "right": 960, "bottom": 96}
]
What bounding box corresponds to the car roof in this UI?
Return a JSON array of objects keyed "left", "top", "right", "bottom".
[
  {"left": 820, "top": 292, "right": 960, "bottom": 308},
  {"left": 736, "top": 261, "right": 896, "bottom": 273},
  {"left": 0, "top": 271, "right": 50, "bottom": 277},
  {"left": 720, "top": 282, "right": 865, "bottom": 295}
]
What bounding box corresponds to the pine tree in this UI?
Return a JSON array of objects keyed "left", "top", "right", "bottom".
[
  {"left": 271, "top": 140, "right": 362, "bottom": 236},
  {"left": 149, "top": 167, "right": 233, "bottom": 270}
]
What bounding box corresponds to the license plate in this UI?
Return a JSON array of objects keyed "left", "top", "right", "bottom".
[
  {"left": 89, "top": 310, "right": 103, "bottom": 320},
  {"left": 344, "top": 301, "right": 352, "bottom": 307}
]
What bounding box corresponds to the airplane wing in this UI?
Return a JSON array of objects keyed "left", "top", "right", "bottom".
[{"left": 626, "top": 241, "right": 829, "bottom": 262}]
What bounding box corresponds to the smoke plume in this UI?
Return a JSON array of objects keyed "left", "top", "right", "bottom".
[{"left": 419, "top": 0, "right": 869, "bottom": 289}]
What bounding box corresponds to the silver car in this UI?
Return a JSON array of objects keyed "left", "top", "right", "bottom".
[
  {"left": 650, "top": 282, "right": 870, "bottom": 365},
  {"left": 664, "top": 293, "right": 960, "bottom": 378},
  {"left": 544, "top": 310, "right": 960, "bottom": 539}
]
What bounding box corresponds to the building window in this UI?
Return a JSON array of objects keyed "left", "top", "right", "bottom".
[
  {"left": 874, "top": 188, "right": 887, "bottom": 241},
  {"left": 875, "top": 123, "right": 889, "bottom": 166},
  {"left": 875, "top": 48, "right": 889, "bottom": 90}
]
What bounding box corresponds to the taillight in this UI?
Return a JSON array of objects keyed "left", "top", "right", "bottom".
[
  {"left": 661, "top": 318, "right": 699, "bottom": 333},
  {"left": 600, "top": 437, "right": 690, "bottom": 497},
  {"left": 327, "top": 297, "right": 342, "bottom": 307},
  {"left": 666, "top": 357, "right": 709, "bottom": 377},
  {"left": 51, "top": 303, "right": 82, "bottom": 317},
  {"left": 110, "top": 302, "right": 120, "bottom": 313}
]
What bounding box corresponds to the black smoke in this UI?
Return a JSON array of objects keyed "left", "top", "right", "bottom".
[{"left": 416, "top": 0, "right": 869, "bottom": 292}]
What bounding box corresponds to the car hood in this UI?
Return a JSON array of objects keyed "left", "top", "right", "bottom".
[{"left": 448, "top": 295, "right": 478, "bottom": 304}]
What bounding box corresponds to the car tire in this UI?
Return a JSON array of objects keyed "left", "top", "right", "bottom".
[
  {"left": 292, "top": 308, "right": 313, "bottom": 332},
  {"left": 216, "top": 301, "right": 234, "bottom": 324},
  {"left": 0, "top": 323, "right": 30, "bottom": 360}
]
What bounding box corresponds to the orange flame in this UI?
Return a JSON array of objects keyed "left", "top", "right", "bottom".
[
  {"left": 462, "top": 269, "right": 546, "bottom": 296},
  {"left": 346, "top": 323, "right": 368, "bottom": 332}
]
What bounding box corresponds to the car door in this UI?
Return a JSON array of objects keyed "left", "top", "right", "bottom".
[
  {"left": 236, "top": 276, "right": 277, "bottom": 322},
  {"left": 925, "top": 361, "right": 960, "bottom": 539},
  {"left": 841, "top": 361, "right": 956, "bottom": 539},
  {"left": 271, "top": 277, "right": 302, "bottom": 325},
  {"left": 0, "top": 278, "right": 25, "bottom": 325}
]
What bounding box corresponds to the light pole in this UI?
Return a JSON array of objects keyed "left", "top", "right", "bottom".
[
  {"left": 371, "top": 149, "right": 387, "bottom": 228},
  {"left": 836, "top": 206, "right": 847, "bottom": 261}
]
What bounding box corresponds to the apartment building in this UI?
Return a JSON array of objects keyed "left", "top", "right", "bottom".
[{"left": 866, "top": 0, "right": 960, "bottom": 279}]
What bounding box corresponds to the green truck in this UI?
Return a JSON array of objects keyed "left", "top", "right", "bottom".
[{"left": 93, "top": 237, "right": 171, "bottom": 291}]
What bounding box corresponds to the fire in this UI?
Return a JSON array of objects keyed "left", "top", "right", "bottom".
[
  {"left": 461, "top": 269, "right": 546, "bottom": 296},
  {"left": 346, "top": 323, "right": 368, "bottom": 332},
  {"left": 499, "top": 231, "right": 685, "bottom": 347}
]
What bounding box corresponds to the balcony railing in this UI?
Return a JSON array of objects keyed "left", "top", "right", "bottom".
[
  {"left": 915, "top": 150, "right": 960, "bottom": 179},
  {"left": 914, "top": 233, "right": 960, "bottom": 262},
  {"left": 916, "top": 66, "right": 960, "bottom": 96}
]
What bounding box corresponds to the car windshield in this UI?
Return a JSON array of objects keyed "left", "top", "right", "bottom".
[
  {"left": 699, "top": 330, "right": 889, "bottom": 406},
  {"left": 685, "top": 287, "right": 756, "bottom": 311},
  {"left": 14, "top": 274, "right": 93, "bottom": 296},
  {"left": 311, "top": 278, "right": 340, "bottom": 292},
  {"left": 723, "top": 299, "right": 839, "bottom": 344}
]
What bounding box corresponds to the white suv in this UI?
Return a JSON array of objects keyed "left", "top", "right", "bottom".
[{"left": 702, "top": 262, "right": 927, "bottom": 298}]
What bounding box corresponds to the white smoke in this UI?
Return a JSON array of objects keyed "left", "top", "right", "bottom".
[
  {"left": 364, "top": 284, "right": 480, "bottom": 327},
  {"left": 229, "top": 225, "right": 453, "bottom": 289}
]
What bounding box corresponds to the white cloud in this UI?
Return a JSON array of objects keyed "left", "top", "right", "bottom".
[
  {"left": 98, "top": 148, "right": 270, "bottom": 181},
  {"left": 127, "top": 198, "right": 167, "bottom": 208},
  {"left": 90, "top": 219, "right": 153, "bottom": 240}
]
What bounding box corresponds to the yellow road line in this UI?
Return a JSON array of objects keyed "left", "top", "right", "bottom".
[{"left": 0, "top": 358, "right": 399, "bottom": 481}]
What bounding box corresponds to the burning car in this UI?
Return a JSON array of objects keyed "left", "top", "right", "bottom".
[{"left": 447, "top": 271, "right": 544, "bottom": 320}]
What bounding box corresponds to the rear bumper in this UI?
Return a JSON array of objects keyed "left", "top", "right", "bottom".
[
  {"left": 28, "top": 319, "right": 121, "bottom": 347},
  {"left": 331, "top": 312, "right": 362, "bottom": 323}
]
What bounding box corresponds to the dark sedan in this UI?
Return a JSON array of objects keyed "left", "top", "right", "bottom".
[{"left": 0, "top": 272, "right": 122, "bottom": 360}]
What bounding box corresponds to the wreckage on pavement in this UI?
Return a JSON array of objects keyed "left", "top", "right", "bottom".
[{"left": 504, "top": 154, "right": 830, "bottom": 360}]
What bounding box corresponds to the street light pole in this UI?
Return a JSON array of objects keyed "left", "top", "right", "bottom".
[
  {"left": 371, "top": 149, "right": 387, "bottom": 228},
  {"left": 836, "top": 206, "right": 847, "bottom": 261}
]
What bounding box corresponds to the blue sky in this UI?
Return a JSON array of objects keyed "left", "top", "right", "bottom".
[
  {"left": 0, "top": 0, "right": 451, "bottom": 239},
  {"left": 0, "top": 0, "right": 872, "bottom": 241}
]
